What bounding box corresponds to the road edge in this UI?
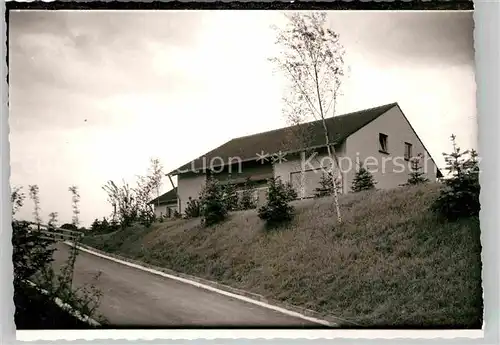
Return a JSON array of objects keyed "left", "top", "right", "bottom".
[
  {"left": 64, "top": 241, "right": 359, "bottom": 328},
  {"left": 25, "top": 280, "right": 101, "bottom": 327}
]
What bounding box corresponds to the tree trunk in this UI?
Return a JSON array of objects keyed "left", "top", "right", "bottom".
[
  {"left": 323, "top": 131, "right": 342, "bottom": 224},
  {"left": 300, "top": 151, "right": 306, "bottom": 199},
  {"left": 314, "top": 65, "right": 342, "bottom": 224}
]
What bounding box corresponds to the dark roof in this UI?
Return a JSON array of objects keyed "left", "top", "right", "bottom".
[
  {"left": 148, "top": 187, "right": 177, "bottom": 205},
  {"left": 169, "top": 103, "right": 398, "bottom": 175}
]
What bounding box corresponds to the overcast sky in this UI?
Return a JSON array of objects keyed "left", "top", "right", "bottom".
[{"left": 9, "top": 10, "right": 476, "bottom": 227}]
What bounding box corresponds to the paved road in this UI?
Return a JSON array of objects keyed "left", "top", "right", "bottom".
[{"left": 52, "top": 243, "right": 319, "bottom": 327}]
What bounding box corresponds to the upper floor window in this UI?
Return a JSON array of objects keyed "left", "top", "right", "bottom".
[
  {"left": 379, "top": 133, "right": 388, "bottom": 153},
  {"left": 404, "top": 142, "right": 413, "bottom": 161}
]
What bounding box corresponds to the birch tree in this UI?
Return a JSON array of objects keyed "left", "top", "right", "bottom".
[
  {"left": 269, "top": 12, "right": 347, "bottom": 223},
  {"left": 28, "top": 185, "right": 42, "bottom": 225},
  {"left": 148, "top": 158, "right": 164, "bottom": 208},
  {"left": 68, "top": 186, "right": 80, "bottom": 227},
  {"left": 11, "top": 186, "right": 25, "bottom": 218}
]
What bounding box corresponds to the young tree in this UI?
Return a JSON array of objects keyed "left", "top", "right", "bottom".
[
  {"left": 11, "top": 188, "right": 103, "bottom": 328},
  {"left": 102, "top": 158, "right": 164, "bottom": 228},
  {"left": 67, "top": 186, "right": 82, "bottom": 286},
  {"left": 199, "top": 177, "right": 228, "bottom": 226},
  {"left": 90, "top": 218, "right": 101, "bottom": 232},
  {"left": 314, "top": 171, "right": 342, "bottom": 197},
  {"left": 269, "top": 12, "right": 347, "bottom": 223},
  {"left": 28, "top": 185, "right": 42, "bottom": 225},
  {"left": 148, "top": 158, "right": 164, "bottom": 209},
  {"left": 351, "top": 163, "right": 377, "bottom": 192},
  {"left": 103, "top": 179, "right": 138, "bottom": 228},
  {"left": 47, "top": 212, "right": 59, "bottom": 229},
  {"left": 283, "top": 181, "right": 298, "bottom": 201},
  {"left": 11, "top": 185, "right": 25, "bottom": 218},
  {"left": 405, "top": 154, "right": 429, "bottom": 186},
  {"left": 221, "top": 176, "right": 239, "bottom": 212},
  {"left": 184, "top": 197, "right": 201, "bottom": 218},
  {"left": 237, "top": 178, "right": 254, "bottom": 210},
  {"left": 135, "top": 158, "right": 164, "bottom": 226},
  {"left": 432, "top": 134, "right": 480, "bottom": 220},
  {"left": 239, "top": 189, "right": 256, "bottom": 210},
  {"left": 68, "top": 186, "right": 81, "bottom": 227},
  {"left": 12, "top": 220, "right": 55, "bottom": 289},
  {"left": 101, "top": 217, "right": 109, "bottom": 229},
  {"left": 135, "top": 175, "right": 156, "bottom": 226},
  {"left": 258, "top": 177, "right": 296, "bottom": 227}
]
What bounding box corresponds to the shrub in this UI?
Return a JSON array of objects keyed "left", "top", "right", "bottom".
[
  {"left": 184, "top": 197, "right": 201, "bottom": 218},
  {"left": 13, "top": 220, "right": 103, "bottom": 328},
  {"left": 315, "top": 172, "right": 333, "bottom": 198},
  {"left": 404, "top": 154, "right": 429, "bottom": 186},
  {"left": 199, "top": 177, "right": 228, "bottom": 226},
  {"left": 432, "top": 134, "right": 480, "bottom": 220},
  {"left": 351, "top": 163, "right": 377, "bottom": 192},
  {"left": 91, "top": 218, "right": 100, "bottom": 231},
  {"left": 101, "top": 217, "right": 109, "bottom": 230},
  {"left": 222, "top": 181, "right": 239, "bottom": 211},
  {"left": 11, "top": 186, "right": 25, "bottom": 217},
  {"left": 239, "top": 188, "right": 257, "bottom": 210},
  {"left": 12, "top": 220, "right": 55, "bottom": 288},
  {"left": 314, "top": 171, "right": 342, "bottom": 198},
  {"left": 60, "top": 223, "right": 78, "bottom": 231},
  {"left": 102, "top": 158, "right": 164, "bottom": 229},
  {"left": 237, "top": 178, "right": 257, "bottom": 210},
  {"left": 12, "top": 184, "right": 104, "bottom": 328},
  {"left": 90, "top": 217, "right": 118, "bottom": 234},
  {"left": 284, "top": 181, "right": 298, "bottom": 201},
  {"left": 47, "top": 212, "right": 59, "bottom": 230},
  {"left": 258, "top": 177, "right": 295, "bottom": 226}
]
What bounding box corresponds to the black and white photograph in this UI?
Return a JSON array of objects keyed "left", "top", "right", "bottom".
[{"left": 7, "top": 2, "right": 483, "bottom": 337}]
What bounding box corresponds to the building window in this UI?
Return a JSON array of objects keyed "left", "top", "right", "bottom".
[
  {"left": 379, "top": 133, "right": 388, "bottom": 153},
  {"left": 404, "top": 142, "right": 413, "bottom": 161}
]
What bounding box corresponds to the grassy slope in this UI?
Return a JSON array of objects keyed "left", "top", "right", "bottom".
[{"left": 83, "top": 183, "right": 482, "bottom": 328}]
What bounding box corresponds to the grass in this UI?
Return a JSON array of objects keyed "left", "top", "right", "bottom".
[{"left": 83, "top": 183, "right": 482, "bottom": 328}]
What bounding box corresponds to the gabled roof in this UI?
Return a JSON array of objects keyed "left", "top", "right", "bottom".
[
  {"left": 169, "top": 103, "right": 398, "bottom": 175},
  {"left": 148, "top": 187, "right": 177, "bottom": 205}
]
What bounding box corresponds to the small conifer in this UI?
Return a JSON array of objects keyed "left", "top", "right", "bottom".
[{"left": 351, "top": 163, "right": 376, "bottom": 192}]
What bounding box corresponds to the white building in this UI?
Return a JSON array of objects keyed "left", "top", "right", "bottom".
[
  {"left": 167, "top": 103, "right": 442, "bottom": 215},
  {"left": 149, "top": 187, "right": 178, "bottom": 219}
]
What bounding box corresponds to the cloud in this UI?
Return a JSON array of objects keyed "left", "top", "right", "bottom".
[
  {"left": 9, "top": 10, "right": 209, "bottom": 132},
  {"left": 328, "top": 11, "right": 474, "bottom": 67}
]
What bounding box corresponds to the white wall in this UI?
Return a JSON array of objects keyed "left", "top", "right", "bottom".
[
  {"left": 235, "top": 186, "right": 268, "bottom": 207},
  {"left": 273, "top": 143, "right": 347, "bottom": 198},
  {"left": 344, "top": 106, "right": 438, "bottom": 191},
  {"left": 177, "top": 173, "right": 207, "bottom": 214},
  {"left": 174, "top": 107, "right": 438, "bottom": 211},
  {"left": 154, "top": 203, "right": 178, "bottom": 218},
  {"left": 273, "top": 157, "right": 302, "bottom": 183}
]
